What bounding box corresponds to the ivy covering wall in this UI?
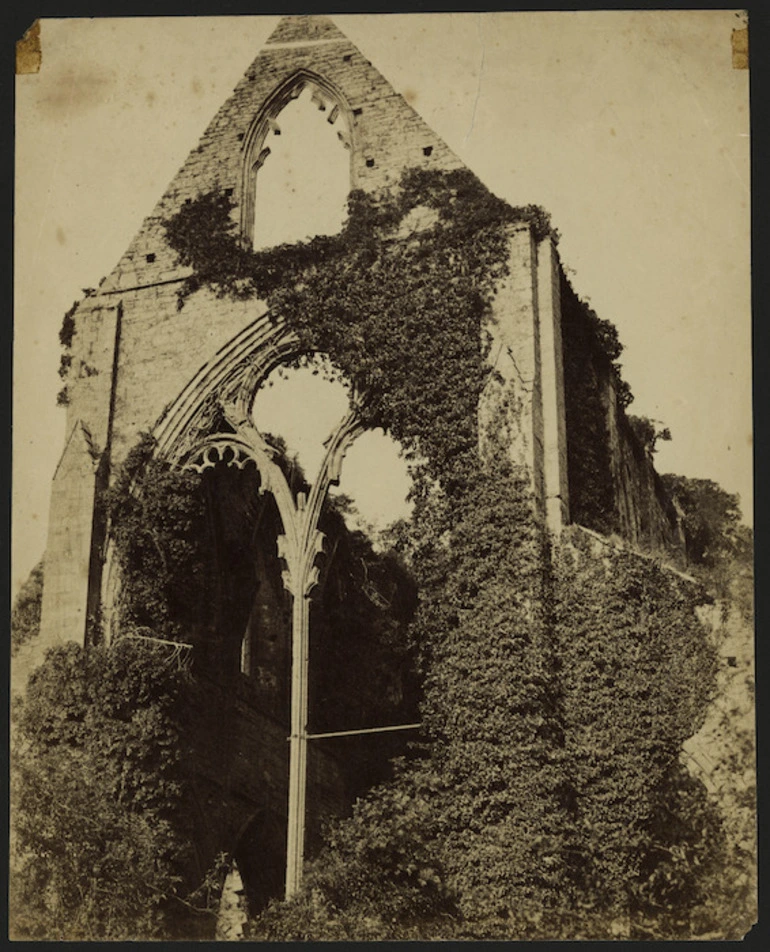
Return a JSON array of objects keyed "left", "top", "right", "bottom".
[
  {"left": 163, "top": 169, "right": 722, "bottom": 938},
  {"left": 10, "top": 168, "right": 741, "bottom": 939},
  {"left": 560, "top": 272, "right": 624, "bottom": 535}
]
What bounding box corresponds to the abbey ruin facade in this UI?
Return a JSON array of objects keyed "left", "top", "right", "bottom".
[{"left": 35, "top": 15, "right": 688, "bottom": 916}]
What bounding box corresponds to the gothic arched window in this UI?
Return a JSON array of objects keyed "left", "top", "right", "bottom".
[{"left": 241, "top": 73, "right": 354, "bottom": 251}]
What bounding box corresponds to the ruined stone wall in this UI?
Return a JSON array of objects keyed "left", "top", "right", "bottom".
[
  {"left": 37, "top": 424, "right": 99, "bottom": 654},
  {"left": 560, "top": 271, "right": 684, "bottom": 558},
  {"left": 49, "top": 15, "right": 467, "bottom": 506},
  {"left": 42, "top": 16, "right": 468, "bottom": 653},
  {"left": 605, "top": 375, "right": 684, "bottom": 555},
  {"left": 190, "top": 673, "right": 346, "bottom": 871},
  {"left": 34, "top": 17, "right": 688, "bottom": 918}
]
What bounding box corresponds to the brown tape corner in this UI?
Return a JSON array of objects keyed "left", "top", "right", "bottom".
[{"left": 16, "top": 20, "right": 41, "bottom": 75}]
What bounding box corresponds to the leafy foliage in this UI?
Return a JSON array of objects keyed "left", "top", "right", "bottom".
[
  {"left": 661, "top": 474, "right": 751, "bottom": 573},
  {"left": 11, "top": 560, "right": 44, "bottom": 655},
  {"left": 628, "top": 415, "right": 672, "bottom": 455},
  {"left": 629, "top": 763, "right": 729, "bottom": 939},
  {"left": 10, "top": 641, "right": 214, "bottom": 940},
  {"left": 161, "top": 166, "right": 728, "bottom": 939},
  {"left": 104, "top": 434, "right": 213, "bottom": 645}
]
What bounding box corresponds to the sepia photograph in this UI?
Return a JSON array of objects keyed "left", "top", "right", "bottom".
[{"left": 11, "top": 11, "right": 755, "bottom": 940}]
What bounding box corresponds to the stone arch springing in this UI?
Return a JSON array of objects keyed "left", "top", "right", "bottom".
[
  {"left": 149, "top": 319, "right": 423, "bottom": 899},
  {"left": 240, "top": 70, "right": 355, "bottom": 249}
]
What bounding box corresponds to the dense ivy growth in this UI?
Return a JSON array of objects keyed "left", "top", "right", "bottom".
[
  {"left": 164, "top": 170, "right": 560, "bottom": 493},
  {"left": 17, "top": 166, "right": 743, "bottom": 939},
  {"left": 551, "top": 530, "right": 719, "bottom": 930},
  {"left": 10, "top": 640, "right": 212, "bottom": 940},
  {"left": 163, "top": 167, "right": 725, "bottom": 938},
  {"left": 10, "top": 559, "right": 43, "bottom": 656},
  {"left": 246, "top": 522, "right": 720, "bottom": 940}
]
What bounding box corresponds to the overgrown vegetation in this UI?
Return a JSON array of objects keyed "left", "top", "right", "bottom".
[
  {"left": 161, "top": 168, "right": 729, "bottom": 938},
  {"left": 11, "top": 560, "right": 43, "bottom": 655},
  {"left": 552, "top": 531, "right": 720, "bottom": 937},
  {"left": 662, "top": 474, "right": 753, "bottom": 602},
  {"left": 164, "top": 169, "right": 559, "bottom": 492},
  {"left": 10, "top": 640, "right": 214, "bottom": 940},
  {"left": 104, "top": 434, "right": 214, "bottom": 646},
  {"left": 15, "top": 167, "right": 753, "bottom": 939},
  {"left": 11, "top": 427, "right": 417, "bottom": 939},
  {"left": 245, "top": 520, "right": 722, "bottom": 940},
  {"left": 628, "top": 414, "right": 672, "bottom": 456}
]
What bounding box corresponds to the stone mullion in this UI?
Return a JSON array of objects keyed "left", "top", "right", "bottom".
[{"left": 188, "top": 402, "right": 364, "bottom": 899}]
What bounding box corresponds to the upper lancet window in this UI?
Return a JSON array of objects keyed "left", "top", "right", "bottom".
[{"left": 242, "top": 76, "right": 353, "bottom": 251}]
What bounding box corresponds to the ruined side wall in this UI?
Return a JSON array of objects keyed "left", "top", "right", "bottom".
[
  {"left": 559, "top": 272, "right": 683, "bottom": 557},
  {"left": 37, "top": 425, "right": 98, "bottom": 656},
  {"left": 480, "top": 223, "right": 543, "bottom": 499},
  {"left": 38, "top": 300, "right": 120, "bottom": 652},
  {"left": 480, "top": 224, "right": 569, "bottom": 531},
  {"left": 605, "top": 375, "right": 684, "bottom": 555}
]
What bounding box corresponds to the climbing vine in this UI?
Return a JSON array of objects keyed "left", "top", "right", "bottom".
[
  {"left": 56, "top": 297, "right": 99, "bottom": 407},
  {"left": 19, "top": 167, "right": 731, "bottom": 939},
  {"left": 164, "top": 169, "right": 559, "bottom": 493},
  {"left": 160, "top": 168, "right": 722, "bottom": 938}
]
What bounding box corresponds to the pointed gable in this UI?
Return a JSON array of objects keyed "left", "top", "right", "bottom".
[
  {"left": 265, "top": 14, "right": 348, "bottom": 45},
  {"left": 101, "top": 14, "right": 466, "bottom": 293}
]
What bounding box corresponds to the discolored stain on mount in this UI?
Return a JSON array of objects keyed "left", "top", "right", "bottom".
[
  {"left": 732, "top": 28, "right": 748, "bottom": 69},
  {"left": 37, "top": 61, "right": 118, "bottom": 117}
]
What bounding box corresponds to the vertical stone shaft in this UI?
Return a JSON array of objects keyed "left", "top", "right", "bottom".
[
  {"left": 479, "top": 224, "right": 569, "bottom": 531},
  {"left": 536, "top": 236, "right": 570, "bottom": 532},
  {"left": 285, "top": 590, "right": 310, "bottom": 899}
]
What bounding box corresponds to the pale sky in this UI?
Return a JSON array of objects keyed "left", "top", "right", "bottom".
[{"left": 13, "top": 12, "right": 752, "bottom": 595}]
